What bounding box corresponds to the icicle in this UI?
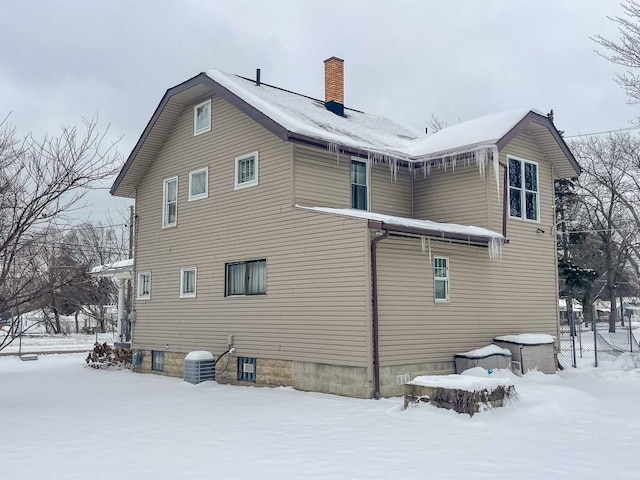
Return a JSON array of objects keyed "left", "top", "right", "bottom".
[
  {"left": 327, "top": 142, "right": 340, "bottom": 166},
  {"left": 428, "top": 238, "right": 432, "bottom": 265},
  {"left": 421, "top": 236, "right": 426, "bottom": 254},
  {"left": 492, "top": 145, "right": 500, "bottom": 201},
  {"left": 488, "top": 237, "right": 503, "bottom": 261},
  {"left": 475, "top": 149, "right": 487, "bottom": 181},
  {"left": 451, "top": 157, "right": 456, "bottom": 172}
]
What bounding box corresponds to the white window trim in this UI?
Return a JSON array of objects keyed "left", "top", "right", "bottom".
[
  {"left": 433, "top": 256, "right": 450, "bottom": 303},
  {"left": 137, "top": 272, "right": 151, "bottom": 300},
  {"left": 350, "top": 156, "right": 371, "bottom": 212},
  {"left": 188, "top": 167, "right": 209, "bottom": 201},
  {"left": 234, "top": 151, "right": 259, "bottom": 190},
  {"left": 193, "top": 99, "right": 211, "bottom": 136},
  {"left": 162, "top": 176, "right": 178, "bottom": 229},
  {"left": 180, "top": 267, "right": 197, "bottom": 299},
  {"left": 507, "top": 155, "right": 540, "bottom": 223}
]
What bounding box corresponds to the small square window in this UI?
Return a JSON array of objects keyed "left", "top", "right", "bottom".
[
  {"left": 234, "top": 151, "right": 259, "bottom": 189},
  {"left": 162, "top": 177, "right": 178, "bottom": 228},
  {"left": 151, "top": 351, "right": 165, "bottom": 371},
  {"left": 188, "top": 168, "right": 208, "bottom": 201},
  {"left": 237, "top": 357, "right": 257, "bottom": 382},
  {"left": 194, "top": 100, "right": 211, "bottom": 135},
  {"left": 137, "top": 272, "right": 151, "bottom": 300},
  {"left": 180, "top": 267, "right": 197, "bottom": 298}
]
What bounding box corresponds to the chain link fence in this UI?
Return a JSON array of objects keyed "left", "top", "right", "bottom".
[{"left": 558, "top": 321, "right": 640, "bottom": 368}]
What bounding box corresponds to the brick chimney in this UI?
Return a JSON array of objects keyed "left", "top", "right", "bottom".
[{"left": 324, "top": 56, "right": 344, "bottom": 116}]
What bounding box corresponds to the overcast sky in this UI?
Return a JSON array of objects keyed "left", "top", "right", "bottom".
[{"left": 0, "top": 0, "right": 635, "bottom": 218}]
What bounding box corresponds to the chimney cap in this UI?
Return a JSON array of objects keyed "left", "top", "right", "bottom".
[{"left": 324, "top": 56, "right": 344, "bottom": 64}]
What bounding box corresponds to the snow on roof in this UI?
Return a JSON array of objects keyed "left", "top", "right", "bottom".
[
  {"left": 494, "top": 334, "right": 555, "bottom": 345},
  {"left": 409, "top": 374, "right": 513, "bottom": 392},
  {"left": 207, "top": 70, "right": 420, "bottom": 160},
  {"left": 296, "top": 205, "right": 504, "bottom": 240},
  {"left": 206, "top": 69, "right": 534, "bottom": 161},
  {"left": 456, "top": 345, "right": 512, "bottom": 359},
  {"left": 90, "top": 258, "right": 134, "bottom": 275},
  {"left": 558, "top": 299, "right": 584, "bottom": 312},
  {"left": 404, "top": 110, "right": 534, "bottom": 158}
]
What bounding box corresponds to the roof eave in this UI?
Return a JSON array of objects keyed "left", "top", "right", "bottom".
[
  {"left": 111, "top": 73, "right": 292, "bottom": 197},
  {"left": 367, "top": 219, "right": 502, "bottom": 246},
  {"left": 495, "top": 111, "right": 581, "bottom": 177}
]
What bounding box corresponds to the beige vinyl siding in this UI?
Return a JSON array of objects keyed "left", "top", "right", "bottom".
[
  {"left": 294, "top": 145, "right": 412, "bottom": 217},
  {"left": 377, "top": 130, "right": 559, "bottom": 368},
  {"left": 413, "top": 163, "right": 490, "bottom": 226},
  {"left": 133, "top": 94, "right": 372, "bottom": 367},
  {"left": 376, "top": 236, "right": 558, "bottom": 366}
]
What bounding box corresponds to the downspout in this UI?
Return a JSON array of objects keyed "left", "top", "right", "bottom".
[
  {"left": 499, "top": 162, "right": 508, "bottom": 238},
  {"left": 371, "top": 227, "right": 389, "bottom": 399}
]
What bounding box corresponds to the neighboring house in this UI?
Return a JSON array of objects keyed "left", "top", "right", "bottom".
[
  {"left": 110, "top": 57, "right": 580, "bottom": 397},
  {"left": 558, "top": 299, "right": 584, "bottom": 324}
]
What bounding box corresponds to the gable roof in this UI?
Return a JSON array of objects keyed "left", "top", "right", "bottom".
[{"left": 111, "top": 70, "right": 580, "bottom": 197}]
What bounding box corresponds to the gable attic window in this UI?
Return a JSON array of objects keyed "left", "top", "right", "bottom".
[
  {"left": 226, "top": 259, "right": 266, "bottom": 296},
  {"left": 434, "top": 256, "right": 450, "bottom": 303},
  {"left": 508, "top": 155, "right": 539, "bottom": 221},
  {"left": 194, "top": 99, "right": 211, "bottom": 135},
  {"left": 188, "top": 167, "right": 208, "bottom": 201},
  {"left": 162, "top": 177, "right": 178, "bottom": 228},
  {"left": 351, "top": 159, "right": 368, "bottom": 211},
  {"left": 234, "top": 151, "right": 259, "bottom": 190},
  {"left": 137, "top": 272, "right": 151, "bottom": 300},
  {"left": 180, "top": 267, "right": 197, "bottom": 298}
]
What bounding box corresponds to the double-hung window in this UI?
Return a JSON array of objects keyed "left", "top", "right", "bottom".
[
  {"left": 226, "top": 260, "right": 266, "bottom": 296},
  {"left": 162, "top": 177, "right": 178, "bottom": 228},
  {"left": 351, "top": 159, "right": 368, "bottom": 210},
  {"left": 188, "top": 167, "right": 208, "bottom": 201},
  {"left": 234, "top": 151, "right": 259, "bottom": 189},
  {"left": 137, "top": 272, "right": 151, "bottom": 300},
  {"left": 194, "top": 99, "right": 211, "bottom": 135},
  {"left": 180, "top": 267, "right": 197, "bottom": 298},
  {"left": 433, "top": 256, "right": 450, "bottom": 303},
  {"left": 508, "top": 156, "right": 539, "bottom": 221}
]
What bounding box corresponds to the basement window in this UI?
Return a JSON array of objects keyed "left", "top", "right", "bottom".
[
  {"left": 238, "top": 357, "right": 257, "bottom": 382},
  {"left": 151, "top": 351, "right": 165, "bottom": 371},
  {"left": 194, "top": 99, "right": 211, "bottom": 135}
]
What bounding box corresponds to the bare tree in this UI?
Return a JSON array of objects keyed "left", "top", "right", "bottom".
[
  {"left": 0, "top": 116, "right": 120, "bottom": 350},
  {"left": 571, "top": 133, "right": 639, "bottom": 332},
  {"left": 593, "top": 0, "right": 640, "bottom": 104},
  {"left": 425, "top": 113, "right": 447, "bottom": 133}
]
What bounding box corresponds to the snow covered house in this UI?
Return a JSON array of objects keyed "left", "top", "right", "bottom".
[{"left": 110, "top": 57, "right": 580, "bottom": 397}]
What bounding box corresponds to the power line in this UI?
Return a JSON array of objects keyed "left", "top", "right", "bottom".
[{"left": 565, "top": 125, "right": 640, "bottom": 138}]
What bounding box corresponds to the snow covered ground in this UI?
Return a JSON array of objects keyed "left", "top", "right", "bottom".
[
  {"left": 3, "top": 353, "right": 640, "bottom": 479},
  {"left": 0, "top": 332, "right": 114, "bottom": 355}
]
